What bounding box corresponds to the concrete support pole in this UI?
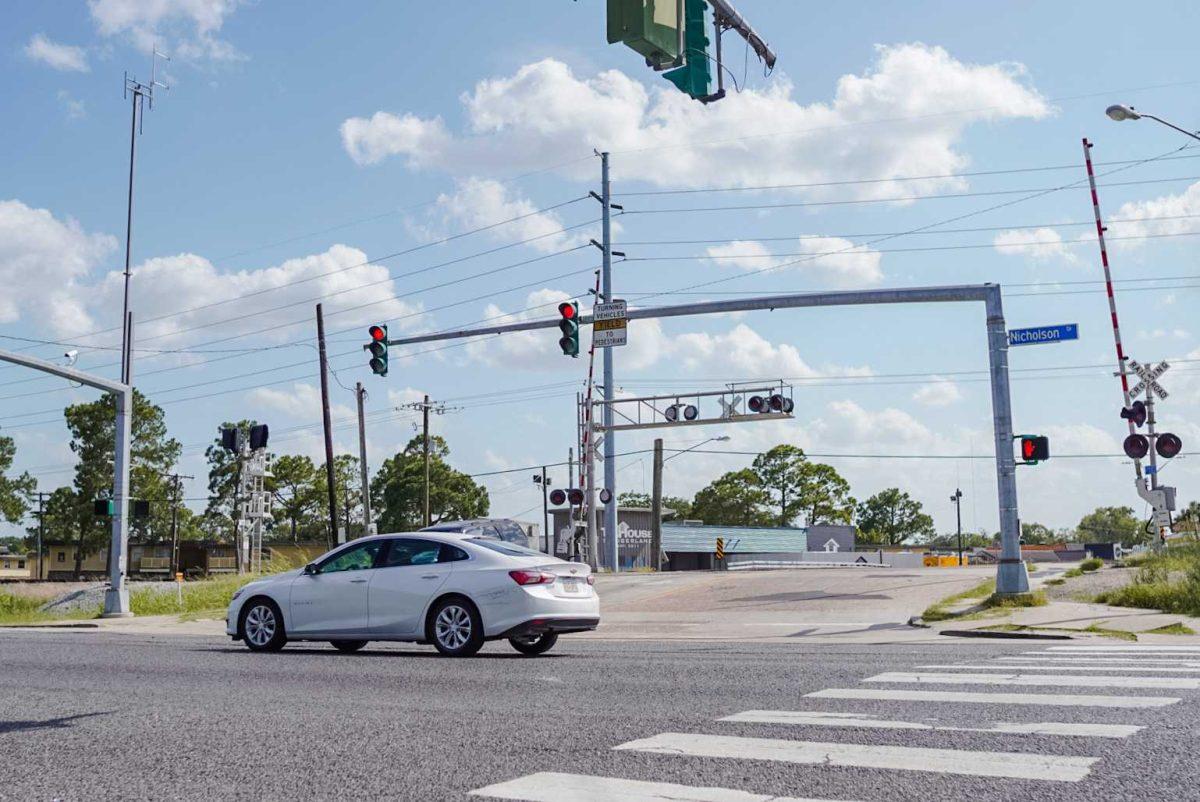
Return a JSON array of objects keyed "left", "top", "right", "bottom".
[
  {"left": 651, "top": 438, "right": 663, "bottom": 571},
  {"left": 357, "top": 382, "right": 372, "bottom": 535},
  {"left": 600, "top": 151, "right": 618, "bottom": 572},
  {"left": 986, "top": 287, "right": 1029, "bottom": 595},
  {"left": 103, "top": 384, "right": 134, "bottom": 617}
]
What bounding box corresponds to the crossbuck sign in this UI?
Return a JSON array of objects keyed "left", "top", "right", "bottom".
[{"left": 1128, "top": 358, "right": 1170, "bottom": 400}]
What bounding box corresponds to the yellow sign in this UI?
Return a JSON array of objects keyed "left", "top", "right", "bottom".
[
  {"left": 175, "top": 572, "right": 184, "bottom": 582},
  {"left": 594, "top": 317, "right": 627, "bottom": 332}
]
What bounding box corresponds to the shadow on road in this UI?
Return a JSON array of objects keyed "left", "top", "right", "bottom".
[
  {"left": 725, "top": 591, "right": 892, "bottom": 605},
  {"left": 0, "top": 711, "right": 112, "bottom": 735},
  {"left": 195, "top": 646, "right": 565, "bottom": 660}
]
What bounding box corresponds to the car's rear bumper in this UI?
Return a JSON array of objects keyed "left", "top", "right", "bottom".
[{"left": 498, "top": 616, "right": 600, "bottom": 639}]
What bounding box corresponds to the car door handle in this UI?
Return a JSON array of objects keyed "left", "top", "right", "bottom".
[
  {"left": 421, "top": 574, "right": 439, "bottom": 579},
  {"left": 349, "top": 578, "right": 369, "bottom": 584}
]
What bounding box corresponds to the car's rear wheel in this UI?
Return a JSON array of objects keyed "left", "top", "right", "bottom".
[
  {"left": 240, "top": 599, "right": 287, "bottom": 652},
  {"left": 509, "top": 632, "right": 558, "bottom": 656},
  {"left": 330, "top": 640, "right": 368, "bottom": 653},
  {"left": 428, "top": 597, "right": 484, "bottom": 657}
]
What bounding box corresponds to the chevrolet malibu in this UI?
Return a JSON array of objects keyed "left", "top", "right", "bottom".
[{"left": 226, "top": 532, "right": 598, "bottom": 657}]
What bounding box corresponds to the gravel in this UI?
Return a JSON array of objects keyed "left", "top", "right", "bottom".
[{"left": 1042, "top": 565, "right": 1138, "bottom": 602}]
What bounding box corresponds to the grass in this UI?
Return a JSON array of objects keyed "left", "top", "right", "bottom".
[
  {"left": 0, "top": 587, "right": 102, "bottom": 626},
  {"left": 983, "top": 590, "right": 1048, "bottom": 610},
  {"left": 977, "top": 621, "right": 1137, "bottom": 641},
  {"left": 1095, "top": 541, "right": 1200, "bottom": 617},
  {"left": 1145, "top": 622, "right": 1197, "bottom": 636},
  {"left": 1044, "top": 577, "right": 1066, "bottom": 586},
  {"left": 921, "top": 578, "right": 996, "bottom": 622},
  {"left": 1079, "top": 557, "right": 1104, "bottom": 572}
]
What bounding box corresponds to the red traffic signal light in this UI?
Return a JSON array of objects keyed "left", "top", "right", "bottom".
[
  {"left": 558, "top": 302, "right": 576, "bottom": 320},
  {"left": 1123, "top": 434, "right": 1149, "bottom": 460},
  {"left": 1120, "top": 401, "right": 1147, "bottom": 427},
  {"left": 1157, "top": 432, "right": 1182, "bottom": 459},
  {"left": 369, "top": 325, "right": 386, "bottom": 341},
  {"left": 748, "top": 395, "right": 766, "bottom": 413},
  {"left": 1019, "top": 435, "right": 1049, "bottom": 462}
]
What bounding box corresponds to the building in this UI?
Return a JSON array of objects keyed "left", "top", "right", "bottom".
[{"left": 0, "top": 548, "right": 33, "bottom": 580}]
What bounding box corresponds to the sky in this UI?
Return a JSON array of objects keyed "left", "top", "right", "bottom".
[{"left": 2, "top": 0, "right": 1199, "bottom": 540}]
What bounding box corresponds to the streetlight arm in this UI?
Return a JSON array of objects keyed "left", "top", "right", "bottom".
[{"left": 1141, "top": 114, "right": 1200, "bottom": 143}]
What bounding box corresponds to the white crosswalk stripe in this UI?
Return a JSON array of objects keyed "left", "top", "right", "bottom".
[
  {"left": 808, "top": 687, "right": 1179, "bottom": 707},
  {"left": 1038, "top": 646, "right": 1200, "bottom": 654},
  {"left": 719, "top": 709, "right": 1141, "bottom": 738},
  {"left": 865, "top": 670, "right": 1200, "bottom": 689},
  {"left": 468, "top": 772, "right": 850, "bottom": 801},
  {"left": 919, "top": 663, "right": 1200, "bottom": 673},
  {"left": 614, "top": 732, "right": 1099, "bottom": 782},
  {"left": 999, "top": 656, "right": 1200, "bottom": 667}
]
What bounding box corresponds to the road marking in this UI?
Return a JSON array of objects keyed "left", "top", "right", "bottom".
[
  {"left": 720, "top": 710, "right": 1141, "bottom": 738},
  {"left": 1000, "top": 657, "right": 1200, "bottom": 667},
  {"left": 920, "top": 663, "right": 1200, "bottom": 674},
  {"left": 1039, "top": 646, "right": 1200, "bottom": 653},
  {"left": 866, "top": 671, "right": 1200, "bottom": 689},
  {"left": 468, "top": 772, "right": 847, "bottom": 802},
  {"left": 807, "top": 688, "right": 1179, "bottom": 708},
  {"left": 614, "top": 732, "right": 1098, "bottom": 782}
]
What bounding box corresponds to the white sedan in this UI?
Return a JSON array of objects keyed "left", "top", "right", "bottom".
[{"left": 225, "top": 532, "right": 598, "bottom": 657}]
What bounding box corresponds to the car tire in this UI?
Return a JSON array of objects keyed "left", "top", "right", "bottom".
[
  {"left": 427, "top": 597, "right": 484, "bottom": 657},
  {"left": 330, "top": 640, "right": 368, "bottom": 653},
  {"left": 508, "top": 632, "right": 558, "bottom": 656},
  {"left": 239, "top": 598, "right": 287, "bottom": 652}
]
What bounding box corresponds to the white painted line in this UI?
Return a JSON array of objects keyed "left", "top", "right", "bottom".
[
  {"left": 614, "top": 732, "right": 1098, "bottom": 782},
  {"left": 468, "top": 772, "right": 847, "bottom": 802},
  {"left": 1001, "top": 657, "right": 1200, "bottom": 667},
  {"left": 807, "top": 688, "right": 1179, "bottom": 708},
  {"left": 1040, "top": 646, "right": 1200, "bottom": 653},
  {"left": 920, "top": 663, "right": 1200, "bottom": 674},
  {"left": 720, "top": 710, "right": 1141, "bottom": 738},
  {"left": 866, "top": 671, "right": 1200, "bottom": 689}
]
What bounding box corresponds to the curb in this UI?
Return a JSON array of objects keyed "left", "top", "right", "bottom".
[{"left": 939, "top": 629, "right": 1072, "bottom": 640}]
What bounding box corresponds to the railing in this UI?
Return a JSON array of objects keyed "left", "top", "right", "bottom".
[
  {"left": 208, "top": 556, "right": 237, "bottom": 571},
  {"left": 139, "top": 557, "right": 170, "bottom": 571}
]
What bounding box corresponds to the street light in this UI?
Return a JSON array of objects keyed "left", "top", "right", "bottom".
[
  {"left": 1106, "top": 104, "right": 1200, "bottom": 143},
  {"left": 951, "top": 488, "right": 964, "bottom": 566}
]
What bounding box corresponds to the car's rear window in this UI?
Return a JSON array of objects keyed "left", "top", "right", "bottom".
[{"left": 466, "top": 538, "right": 544, "bottom": 557}]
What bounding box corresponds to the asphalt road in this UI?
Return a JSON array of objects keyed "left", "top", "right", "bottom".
[{"left": 2, "top": 630, "right": 1199, "bottom": 801}]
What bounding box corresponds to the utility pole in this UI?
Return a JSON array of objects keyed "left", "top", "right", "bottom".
[
  {"left": 356, "top": 382, "right": 372, "bottom": 535},
  {"left": 119, "top": 52, "right": 168, "bottom": 385},
  {"left": 651, "top": 438, "right": 663, "bottom": 571},
  {"left": 34, "top": 491, "right": 49, "bottom": 581},
  {"left": 396, "top": 396, "right": 458, "bottom": 528},
  {"left": 166, "top": 472, "right": 194, "bottom": 576},
  {"left": 539, "top": 467, "right": 550, "bottom": 552},
  {"left": 316, "top": 304, "right": 339, "bottom": 544},
  {"left": 423, "top": 394, "right": 431, "bottom": 528},
  {"left": 951, "top": 488, "right": 964, "bottom": 566},
  {"left": 599, "top": 151, "right": 618, "bottom": 572}
]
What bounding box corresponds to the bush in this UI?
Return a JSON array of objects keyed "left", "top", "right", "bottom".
[
  {"left": 1097, "top": 544, "right": 1200, "bottom": 616},
  {"left": 130, "top": 572, "right": 274, "bottom": 617},
  {"left": 0, "top": 589, "right": 45, "bottom": 620},
  {"left": 1080, "top": 557, "right": 1104, "bottom": 572}
]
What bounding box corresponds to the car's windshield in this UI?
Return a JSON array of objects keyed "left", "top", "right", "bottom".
[{"left": 466, "top": 538, "right": 545, "bottom": 557}]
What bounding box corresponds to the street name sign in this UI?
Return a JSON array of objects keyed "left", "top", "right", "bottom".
[
  {"left": 1007, "top": 323, "right": 1079, "bottom": 347},
  {"left": 593, "top": 299, "right": 628, "bottom": 348}
]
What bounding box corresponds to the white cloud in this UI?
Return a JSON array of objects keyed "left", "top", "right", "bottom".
[
  {"left": 341, "top": 46, "right": 1049, "bottom": 195},
  {"left": 673, "top": 323, "right": 820, "bottom": 379},
  {"left": 706, "top": 236, "right": 883, "bottom": 287},
  {"left": 0, "top": 199, "right": 117, "bottom": 333},
  {"left": 1136, "top": 328, "right": 1190, "bottom": 341},
  {"left": 430, "top": 178, "right": 591, "bottom": 254},
  {"left": 247, "top": 382, "right": 352, "bottom": 422},
  {"left": 88, "top": 0, "right": 244, "bottom": 62},
  {"left": 912, "top": 376, "right": 963, "bottom": 407},
  {"left": 23, "top": 34, "right": 89, "bottom": 72},
  {"left": 992, "top": 227, "right": 1080, "bottom": 264},
  {"left": 1109, "top": 180, "right": 1200, "bottom": 248},
  {"left": 57, "top": 90, "right": 87, "bottom": 120}
]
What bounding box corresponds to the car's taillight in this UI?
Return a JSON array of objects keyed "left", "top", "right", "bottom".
[
  {"left": 586, "top": 575, "right": 595, "bottom": 586},
  {"left": 509, "top": 569, "right": 555, "bottom": 585}
]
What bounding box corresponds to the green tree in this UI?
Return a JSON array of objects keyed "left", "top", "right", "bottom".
[
  {"left": 618, "top": 492, "right": 651, "bottom": 507},
  {"left": 1076, "top": 505, "right": 1143, "bottom": 544},
  {"left": 1021, "top": 522, "right": 1057, "bottom": 545},
  {"left": 1174, "top": 501, "right": 1200, "bottom": 536},
  {"left": 798, "top": 462, "right": 855, "bottom": 525},
  {"left": 63, "top": 390, "right": 181, "bottom": 575},
  {"left": 854, "top": 488, "right": 935, "bottom": 545},
  {"left": 315, "top": 454, "right": 365, "bottom": 542},
  {"left": 371, "top": 435, "right": 489, "bottom": 532},
  {"left": 662, "top": 496, "right": 693, "bottom": 520},
  {"left": 920, "top": 530, "right": 996, "bottom": 550},
  {"left": 271, "top": 454, "right": 321, "bottom": 542},
  {"left": 690, "top": 469, "right": 773, "bottom": 527},
  {"left": 752, "top": 445, "right": 809, "bottom": 526},
  {"left": 0, "top": 435, "right": 35, "bottom": 525}
]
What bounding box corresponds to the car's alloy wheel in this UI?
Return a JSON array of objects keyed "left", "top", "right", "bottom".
[
  {"left": 241, "top": 601, "right": 286, "bottom": 652},
  {"left": 429, "top": 599, "right": 483, "bottom": 657}
]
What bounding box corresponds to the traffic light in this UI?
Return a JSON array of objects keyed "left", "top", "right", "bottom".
[
  {"left": 1157, "top": 433, "right": 1183, "bottom": 459},
  {"left": 367, "top": 324, "right": 388, "bottom": 376},
  {"left": 663, "top": 0, "right": 712, "bottom": 100},
  {"left": 558, "top": 302, "right": 580, "bottom": 357},
  {"left": 607, "top": 0, "right": 681, "bottom": 68},
  {"left": 1124, "top": 434, "right": 1150, "bottom": 460},
  {"left": 1120, "top": 401, "right": 1147, "bottom": 427},
  {"left": 94, "top": 499, "right": 113, "bottom": 516},
  {"left": 748, "top": 395, "right": 767, "bottom": 413},
  {"left": 1018, "top": 435, "right": 1050, "bottom": 463},
  {"left": 549, "top": 489, "right": 567, "bottom": 506},
  {"left": 249, "top": 423, "right": 269, "bottom": 451},
  {"left": 132, "top": 500, "right": 151, "bottom": 518}
]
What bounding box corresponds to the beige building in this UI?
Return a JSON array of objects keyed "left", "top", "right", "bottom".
[{"left": 0, "top": 550, "right": 33, "bottom": 580}]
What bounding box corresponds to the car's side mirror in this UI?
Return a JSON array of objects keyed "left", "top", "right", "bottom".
[{"left": 303, "top": 563, "right": 318, "bottom": 576}]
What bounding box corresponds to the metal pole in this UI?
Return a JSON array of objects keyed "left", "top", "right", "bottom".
[
  {"left": 600, "top": 151, "right": 618, "bottom": 573},
  {"left": 586, "top": 415, "right": 599, "bottom": 570},
  {"left": 1145, "top": 388, "right": 1160, "bottom": 490},
  {"left": 356, "top": 382, "right": 372, "bottom": 535},
  {"left": 120, "top": 90, "right": 139, "bottom": 385},
  {"left": 1081, "top": 139, "right": 1142, "bottom": 483},
  {"left": 953, "top": 488, "right": 963, "bottom": 566},
  {"left": 423, "top": 394, "right": 431, "bottom": 528},
  {"left": 651, "top": 438, "right": 663, "bottom": 571},
  {"left": 36, "top": 492, "right": 45, "bottom": 581},
  {"left": 170, "top": 474, "right": 180, "bottom": 576},
  {"left": 541, "top": 466, "right": 550, "bottom": 554},
  {"left": 985, "top": 287, "right": 1029, "bottom": 595},
  {"left": 103, "top": 315, "right": 134, "bottom": 617},
  {"left": 316, "top": 304, "right": 340, "bottom": 544}
]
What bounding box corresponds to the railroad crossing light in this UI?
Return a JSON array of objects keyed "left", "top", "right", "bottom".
[
  {"left": 549, "top": 488, "right": 567, "bottom": 506},
  {"left": 665, "top": 404, "right": 678, "bottom": 422},
  {"left": 682, "top": 404, "right": 698, "bottom": 421},
  {"left": 599, "top": 488, "right": 613, "bottom": 504},
  {"left": 1157, "top": 433, "right": 1183, "bottom": 459},
  {"left": 558, "top": 302, "right": 580, "bottom": 358},
  {"left": 1124, "top": 434, "right": 1150, "bottom": 460},
  {"left": 1120, "top": 401, "right": 1147, "bottom": 427},
  {"left": 567, "top": 488, "right": 585, "bottom": 505},
  {"left": 768, "top": 394, "right": 794, "bottom": 413},
  {"left": 748, "top": 395, "right": 766, "bottom": 413},
  {"left": 367, "top": 324, "right": 388, "bottom": 376},
  {"left": 1019, "top": 435, "right": 1050, "bottom": 463}
]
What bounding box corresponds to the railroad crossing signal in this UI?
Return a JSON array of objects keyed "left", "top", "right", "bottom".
[
  {"left": 1018, "top": 435, "right": 1049, "bottom": 464},
  {"left": 1128, "top": 358, "right": 1170, "bottom": 400},
  {"left": 367, "top": 324, "right": 388, "bottom": 376},
  {"left": 1120, "top": 400, "right": 1147, "bottom": 427},
  {"left": 558, "top": 302, "right": 580, "bottom": 357}
]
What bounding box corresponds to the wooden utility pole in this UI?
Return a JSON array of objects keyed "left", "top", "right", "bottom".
[
  {"left": 34, "top": 491, "right": 49, "bottom": 581},
  {"left": 423, "top": 394, "right": 431, "bottom": 528},
  {"left": 356, "top": 382, "right": 372, "bottom": 536},
  {"left": 316, "top": 304, "right": 339, "bottom": 544},
  {"left": 165, "top": 472, "right": 194, "bottom": 576},
  {"left": 650, "top": 438, "right": 663, "bottom": 571}
]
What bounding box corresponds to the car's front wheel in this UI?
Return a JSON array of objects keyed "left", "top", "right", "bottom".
[
  {"left": 330, "top": 640, "right": 368, "bottom": 653},
  {"left": 428, "top": 597, "right": 484, "bottom": 657},
  {"left": 509, "top": 632, "right": 558, "bottom": 656},
  {"left": 240, "top": 599, "right": 287, "bottom": 652}
]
